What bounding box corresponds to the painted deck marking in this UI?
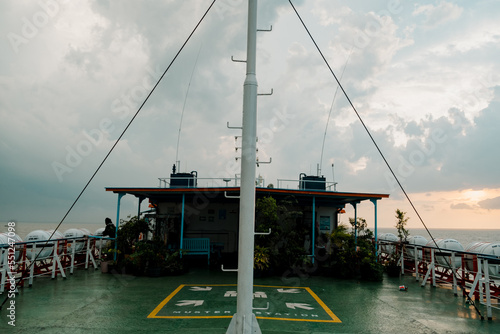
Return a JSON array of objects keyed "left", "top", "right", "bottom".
[
  {"left": 225, "top": 290, "right": 237, "bottom": 297},
  {"left": 190, "top": 286, "right": 212, "bottom": 291},
  {"left": 147, "top": 284, "right": 184, "bottom": 318},
  {"left": 147, "top": 284, "right": 341, "bottom": 323},
  {"left": 305, "top": 287, "right": 341, "bottom": 322},
  {"left": 254, "top": 291, "right": 267, "bottom": 298},
  {"left": 277, "top": 288, "right": 300, "bottom": 293},
  {"left": 286, "top": 303, "right": 313, "bottom": 310},
  {"left": 176, "top": 300, "right": 204, "bottom": 307}
]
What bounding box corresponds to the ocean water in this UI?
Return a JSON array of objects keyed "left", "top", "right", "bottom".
[
  {"left": 2, "top": 222, "right": 499, "bottom": 249},
  {"left": 377, "top": 227, "right": 500, "bottom": 248}
]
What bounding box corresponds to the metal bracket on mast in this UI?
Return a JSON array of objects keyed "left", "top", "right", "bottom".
[
  {"left": 231, "top": 56, "right": 246, "bottom": 63},
  {"left": 227, "top": 121, "right": 242, "bottom": 130},
  {"left": 257, "top": 25, "right": 272, "bottom": 32},
  {"left": 225, "top": 191, "right": 240, "bottom": 199},
  {"left": 221, "top": 264, "right": 238, "bottom": 272},
  {"left": 255, "top": 228, "right": 271, "bottom": 236},
  {"left": 253, "top": 302, "right": 270, "bottom": 310},
  {"left": 256, "top": 157, "right": 272, "bottom": 167},
  {"left": 257, "top": 88, "right": 273, "bottom": 96}
]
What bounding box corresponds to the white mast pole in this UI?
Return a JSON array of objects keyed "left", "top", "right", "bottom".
[{"left": 227, "top": 0, "right": 261, "bottom": 333}]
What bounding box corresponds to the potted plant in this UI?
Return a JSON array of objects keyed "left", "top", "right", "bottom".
[
  {"left": 100, "top": 259, "right": 109, "bottom": 273},
  {"left": 146, "top": 246, "right": 166, "bottom": 277},
  {"left": 395, "top": 209, "right": 410, "bottom": 243},
  {"left": 385, "top": 252, "right": 402, "bottom": 277},
  {"left": 254, "top": 245, "right": 270, "bottom": 277},
  {"left": 116, "top": 216, "right": 151, "bottom": 256},
  {"left": 163, "top": 250, "right": 185, "bottom": 275},
  {"left": 124, "top": 246, "right": 147, "bottom": 276},
  {"left": 129, "top": 240, "right": 164, "bottom": 277},
  {"left": 101, "top": 248, "right": 120, "bottom": 273},
  {"left": 384, "top": 209, "right": 410, "bottom": 277}
]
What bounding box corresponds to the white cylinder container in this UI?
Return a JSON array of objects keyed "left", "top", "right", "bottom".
[
  {"left": 63, "top": 228, "right": 84, "bottom": 239},
  {"left": 10, "top": 233, "right": 22, "bottom": 262},
  {"left": 0, "top": 233, "right": 23, "bottom": 265},
  {"left": 46, "top": 230, "right": 64, "bottom": 239},
  {"left": 79, "top": 228, "right": 91, "bottom": 236},
  {"left": 427, "top": 238, "right": 464, "bottom": 268},
  {"left": 380, "top": 233, "right": 398, "bottom": 255},
  {"left": 45, "top": 230, "right": 65, "bottom": 255},
  {"left": 376, "top": 233, "right": 385, "bottom": 249},
  {"left": 464, "top": 242, "right": 489, "bottom": 272},
  {"left": 25, "top": 230, "right": 53, "bottom": 259},
  {"left": 93, "top": 227, "right": 106, "bottom": 249},
  {"left": 407, "top": 235, "right": 428, "bottom": 259},
  {"left": 94, "top": 227, "right": 105, "bottom": 236},
  {"left": 465, "top": 242, "right": 500, "bottom": 276},
  {"left": 0, "top": 233, "right": 6, "bottom": 245},
  {"left": 63, "top": 228, "right": 85, "bottom": 252},
  {"left": 481, "top": 243, "right": 500, "bottom": 276},
  {"left": 0, "top": 234, "right": 7, "bottom": 265}
]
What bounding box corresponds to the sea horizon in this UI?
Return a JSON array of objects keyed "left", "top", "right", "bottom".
[{"left": 2, "top": 221, "right": 499, "bottom": 249}]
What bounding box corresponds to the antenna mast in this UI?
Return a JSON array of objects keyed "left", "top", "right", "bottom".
[
  {"left": 318, "top": 49, "right": 352, "bottom": 176},
  {"left": 226, "top": 1, "right": 261, "bottom": 333},
  {"left": 175, "top": 45, "right": 203, "bottom": 171}
]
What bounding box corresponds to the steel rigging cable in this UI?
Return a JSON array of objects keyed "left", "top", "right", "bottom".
[
  {"left": 288, "top": 0, "right": 484, "bottom": 319},
  {"left": 319, "top": 47, "right": 352, "bottom": 175}
]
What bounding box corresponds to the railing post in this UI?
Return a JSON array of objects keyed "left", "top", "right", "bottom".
[
  {"left": 370, "top": 199, "right": 378, "bottom": 259},
  {"left": 29, "top": 244, "right": 36, "bottom": 287},
  {"left": 483, "top": 258, "right": 492, "bottom": 320},
  {"left": 180, "top": 193, "right": 185, "bottom": 258},
  {"left": 400, "top": 247, "right": 404, "bottom": 274},
  {"left": 114, "top": 193, "right": 125, "bottom": 261},
  {"left": 70, "top": 239, "right": 76, "bottom": 274},
  {"left": 350, "top": 202, "right": 358, "bottom": 248},
  {"left": 414, "top": 245, "right": 419, "bottom": 280},
  {"left": 431, "top": 248, "right": 436, "bottom": 287},
  {"left": 451, "top": 252, "right": 457, "bottom": 296},
  {"left": 311, "top": 196, "right": 315, "bottom": 263}
]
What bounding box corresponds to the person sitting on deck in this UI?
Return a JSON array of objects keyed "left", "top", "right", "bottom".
[{"left": 102, "top": 217, "right": 116, "bottom": 239}]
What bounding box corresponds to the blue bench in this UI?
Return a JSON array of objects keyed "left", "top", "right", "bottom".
[{"left": 182, "top": 238, "right": 210, "bottom": 264}]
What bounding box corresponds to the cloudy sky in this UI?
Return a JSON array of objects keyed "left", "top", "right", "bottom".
[{"left": 1, "top": 0, "right": 499, "bottom": 231}]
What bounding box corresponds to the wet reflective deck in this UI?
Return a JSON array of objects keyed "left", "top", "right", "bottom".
[{"left": 2, "top": 268, "right": 500, "bottom": 333}]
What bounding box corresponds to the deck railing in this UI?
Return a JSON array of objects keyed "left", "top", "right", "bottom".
[
  {"left": 378, "top": 239, "right": 500, "bottom": 320},
  {"left": 0, "top": 235, "right": 111, "bottom": 293},
  {"left": 157, "top": 176, "right": 342, "bottom": 191},
  {"left": 158, "top": 176, "right": 246, "bottom": 188},
  {"left": 276, "top": 178, "right": 338, "bottom": 190}
]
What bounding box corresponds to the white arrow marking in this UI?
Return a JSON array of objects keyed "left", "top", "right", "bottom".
[
  {"left": 224, "top": 291, "right": 237, "bottom": 297},
  {"left": 176, "top": 300, "right": 204, "bottom": 307},
  {"left": 190, "top": 286, "right": 212, "bottom": 291},
  {"left": 253, "top": 291, "right": 267, "bottom": 298},
  {"left": 277, "top": 288, "right": 301, "bottom": 293},
  {"left": 286, "top": 303, "right": 313, "bottom": 310}
]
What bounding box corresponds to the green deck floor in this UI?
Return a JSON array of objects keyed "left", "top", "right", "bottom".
[{"left": 1, "top": 267, "right": 499, "bottom": 333}]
